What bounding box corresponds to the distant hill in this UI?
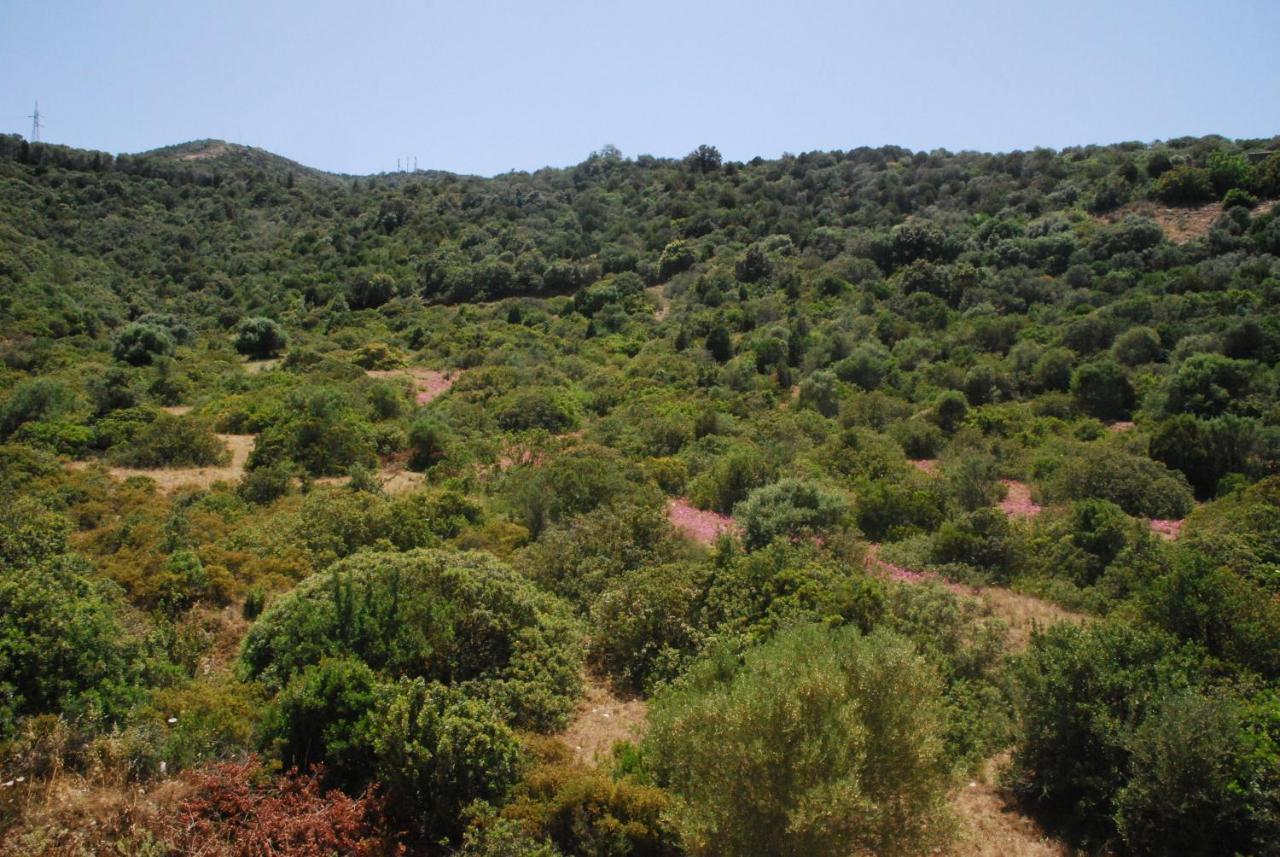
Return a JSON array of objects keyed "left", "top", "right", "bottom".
[{"left": 135, "top": 139, "right": 346, "bottom": 187}]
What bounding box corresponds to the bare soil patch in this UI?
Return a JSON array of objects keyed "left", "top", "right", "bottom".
[
  {"left": 241, "top": 358, "right": 280, "bottom": 374},
  {"left": 558, "top": 674, "right": 648, "bottom": 766},
  {"left": 160, "top": 405, "right": 193, "bottom": 416},
  {"left": 1149, "top": 518, "right": 1184, "bottom": 540},
  {"left": 366, "top": 367, "right": 459, "bottom": 405},
  {"left": 912, "top": 458, "right": 940, "bottom": 475},
  {"left": 999, "top": 480, "right": 1042, "bottom": 519},
  {"left": 1098, "top": 199, "right": 1272, "bottom": 244},
  {"left": 646, "top": 285, "right": 671, "bottom": 321},
  {"left": 866, "top": 544, "right": 1086, "bottom": 651},
  {"left": 949, "top": 755, "right": 1072, "bottom": 857},
  {"left": 666, "top": 498, "right": 740, "bottom": 545}
]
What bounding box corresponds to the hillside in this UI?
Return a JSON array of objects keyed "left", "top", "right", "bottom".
[{"left": 1, "top": 133, "right": 1279, "bottom": 856}]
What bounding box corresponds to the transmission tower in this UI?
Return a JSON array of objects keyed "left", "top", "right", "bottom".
[{"left": 28, "top": 101, "right": 42, "bottom": 142}]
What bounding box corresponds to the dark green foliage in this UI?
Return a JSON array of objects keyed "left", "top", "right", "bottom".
[
  {"left": 496, "top": 388, "right": 579, "bottom": 433},
  {"left": 249, "top": 385, "right": 376, "bottom": 477},
  {"left": 589, "top": 561, "right": 706, "bottom": 693},
  {"left": 687, "top": 445, "right": 771, "bottom": 514},
  {"left": 735, "top": 478, "right": 848, "bottom": 550},
  {"left": 481, "top": 738, "right": 679, "bottom": 857},
  {"left": 933, "top": 390, "right": 968, "bottom": 433},
  {"left": 508, "top": 445, "right": 658, "bottom": 538},
  {"left": 932, "top": 508, "right": 1017, "bottom": 578},
  {"left": 521, "top": 501, "right": 684, "bottom": 609},
  {"left": 111, "top": 412, "right": 227, "bottom": 467},
  {"left": 0, "top": 378, "right": 82, "bottom": 437},
  {"left": 0, "top": 502, "right": 149, "bottom": 736},
  {"left": 1070, "top": 360, "right": 1135, "bottom": 421},
  {"left": 1012, "top": 621, "right": 1277, "bottom": 853},
  {"left": 796, "top": 369, "right": 840, "bottom": 417},
  {"left": 1110, "top": 326, "right": 1162, "bottom": 366},
  {"left": 1164, "top": 353, "right": 1256, "bottom": 418},
  {"left": 240, "top": 548, "right": 584, "bottom": 730},
  {"left": 234, "top": 316, "right": 287, "bottom": 358},
  {"left": 1010, "top": 622, "right": 1199, "bottom": 843},
  {"left": 856, "top": 480, "right": 945, "bottom": 541},
  {"left": 408, "top": 415, "right": 452, "bottom": 470},
  {"left": 1043, "top": 444, "right": 1194, "bottom": 519},
  {"left": 259, "top": 656, "right": 380, "bottom": 788},
  {"left": 700, "top": 541, "right": 888, "bottom": 642},
  {"left": 1140, "top": 553, "right": 1280, "bottom": 679},
  {"left": 645, "top": 625, "right": 950, "bottom": 857},
  {"left": 1114, "top": 689, "right": 1280, "bottom": 857},
  {"left": 112, "top": 322, "right": 175, "bottom": 366},
  {"left": 1154, "top": 166, "right": 1214, "bottom": 205},
  {"left": 367, "top": 677, "right": 521, "bottom": 839},
  {"left": 1148, "top": 413, "right": 1266, "bottom": 498}
]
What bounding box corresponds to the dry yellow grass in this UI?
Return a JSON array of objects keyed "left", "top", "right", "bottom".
[
  {"left": 977, "top": 586, "right": 1090, "bottom": 652},
  {"left": 946, "top": 756, "right": 1075, "bottom": 857},
  {"left": 557, "top": 674, "right": 648, "bottom": 766},
  {"left": 65, "top": 434, "right": 255, "bottom": 493}
]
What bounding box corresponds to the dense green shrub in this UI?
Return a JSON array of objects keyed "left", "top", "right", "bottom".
[
  {"left": 589, "top": 561, "right": 707, "bottom": 693},
  {"left": 1042, "top": 444, "right": 1194, "bottom": 519},
  {"left": 112, "top": 322, "right": 175, "bottom": 366},
  {"left": 0, "top": 378, "right": 83, "bottom": 437},
  {"left": 258, "top": 656, "right": 380, "bottom": 788},
  {"left": 734, "top": 478, "right": 848, "bottom": 550},
  {"left": 1164, "top": 353, "right": 1256, "bottom": 417},
  {"left": 932, "top": 507, "right": 1017, "bottom": 579},
  {"left": 507, "top": 445, "right": 659, "bottom": 537},
  {"left": 645, "top": 625, "right": 951, "bottom": 857},
  {"left": 240, "top": 548, "right": 583, "bottom": 730},
  {"left": 111, "top": 412, "right": 227, "bottom": 467},
  {"left": 856, "top": 480, "right": 946, "bottom": 541},
  {"left": 487, "top": 738, "right": 679, "bottom": 857},
  {"left": 1154, "top": 166, "right": 1214, "bottom": 205},
  {"left": 249, "top": 385, "right": 377, "bottom": 476},
  {"left": 0, "top": 547, "right": 148, "bottom": 736},
  {"left": 700, "top": 539, "right": 887, "bottom": 647},
  {"left": 1010, "top": 621, "right": 1276, "bottom": 853},
  {"left": 687, "top": 445, "right": 772, "bottom": 514},
  {"left": 1114, "top": 689, "right": 1280, "bottom": 857},
  {"left": 496, "top": 387, "right": 579, "bottom": 433},
  {"left": 1148, "top": 413, "right": 1267, "bottom": 497},
  {"left": 234, "top": 316, "right": 287, "bottom": 358},
  {"left": 367, "top": 677, "right": 521, "bottom": 839},
  {"left": 520, "top": 501, "right": 685, "bottom": 608},
  {"left": 1070, "top": 360, "right": 1135, "bottom": 421}
]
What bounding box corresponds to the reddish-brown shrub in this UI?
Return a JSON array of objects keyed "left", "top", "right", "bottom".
[{"left": 162, "top": 756, "right": 400, "bottom": 856}]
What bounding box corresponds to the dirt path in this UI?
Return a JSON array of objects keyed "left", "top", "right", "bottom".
[
  {"left": 666, "top": 497, "right": 740, "bottom": 544},
  {"left": 950, "top": 755, "right": 1071, "bottom": 857},
  {"left": 866, "top": 543, "right": 1085, "bottom": 651},
  {"left": 646, "top": 285, "right": 671, "bottom": 321},
  {"left": 557, "top": 674, "right": 648, "bottom": 766},
  {"left": 366, "top": 367, "right": 459, "bottom": 405},
  {"left": 1096, "top": 198, "right": 1273, "bottom": 244},
  {"left": 999, "top": 480, "right": 1042, "bottom": 518},
  {"left": 67, "top": 434, "right": 255, "bottom": 493},
  {"left": 313, "top": 460, "right": 428, "bottom": 496}
]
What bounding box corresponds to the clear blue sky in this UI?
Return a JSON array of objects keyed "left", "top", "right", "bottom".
[{"left": 3, "top": 0, "right": 1278, "bottom": 176}]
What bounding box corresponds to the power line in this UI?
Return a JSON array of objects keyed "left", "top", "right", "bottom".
[{"left": 28, "top": 101, "right": 43, "bottom": 142}]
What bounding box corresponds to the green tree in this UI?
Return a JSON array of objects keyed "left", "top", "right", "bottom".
[
  {"left": 645, "top": 625, "right": 950, "bottom": 857},
  {"left": 368, "top": 678, "right": 521, "bottom": 839},
  {"left": 1071, "top": 360, "right": 1135, "bottom": 421},
  {"left": 112, "top": 322, "right": 175, "bottom": 366},
  {"left": 234, "top": 316, "right": 287, "bottom": 358},
  {"left": 240, "top": 548, "right": 583, "bottom": 730},
  {"left": 734, "top": 478, "right": 848, "bottom": 550}
]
